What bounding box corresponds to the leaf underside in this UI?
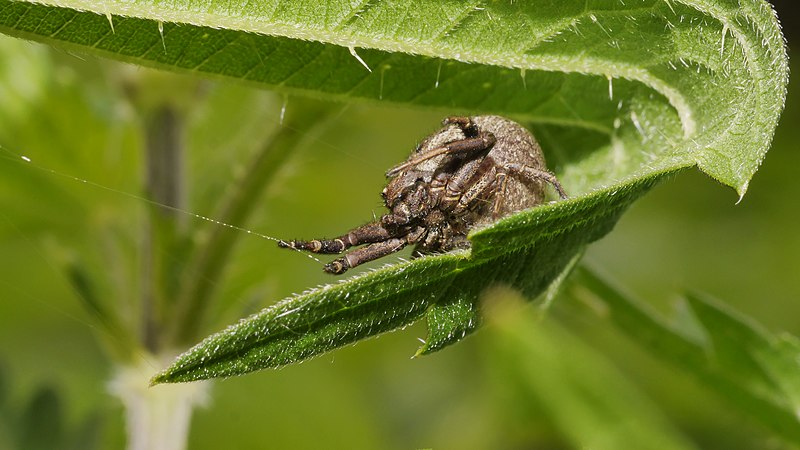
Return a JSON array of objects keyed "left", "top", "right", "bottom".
[{"left": 0, "top": 0, "right": 786, "bottom": 382}]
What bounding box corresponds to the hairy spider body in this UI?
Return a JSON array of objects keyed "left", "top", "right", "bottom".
[{"left": 279, "top": 115, "right": 567, "bottom": 274}]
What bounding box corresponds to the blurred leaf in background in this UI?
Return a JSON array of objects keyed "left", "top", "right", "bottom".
[{"left": 0, "top": 361, "right": 103, "bottom": 450}]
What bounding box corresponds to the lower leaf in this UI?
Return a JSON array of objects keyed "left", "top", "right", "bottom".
[{"left": 152, "top": 171, "right": 671, "bottom": 384}]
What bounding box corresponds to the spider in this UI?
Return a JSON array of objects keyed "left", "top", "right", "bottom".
[{"left": 278, "top": 115, "right": 567, "bottom": 274}]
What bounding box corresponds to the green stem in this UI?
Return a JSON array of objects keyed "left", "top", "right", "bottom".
[
  {"left": 143, "top": 105, "right": 185, "bottom": 353},
  {"left": 110, "top": 354, "right": 210, "bottom": 450}
]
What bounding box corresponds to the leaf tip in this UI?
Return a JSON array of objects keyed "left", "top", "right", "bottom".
[
  {"left": 735, "top": 181, "right": 749, "bottom": 204},
  {"left": 149, "top": 372, "right": 169, "bottom": 386},
  {"left": 149, "top": 361, "right": 197, "bottom": 385},
  {"left": 411, "top": 338, "right": 428, "bottom": 358}
]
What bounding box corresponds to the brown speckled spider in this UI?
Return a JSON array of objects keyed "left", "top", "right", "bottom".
[{"left": 278, "top": 115, "right": 567, "bottom": 274}]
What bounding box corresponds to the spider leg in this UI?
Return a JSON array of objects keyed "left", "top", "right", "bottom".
[
  {"left": 442, "top": 116, "right": 478, "bottom": 135},
  {"left": 385, "top": 132, "right": 496, "bottom": 177},
  {"left": 450, "top": 163, "right": 566, "bottom": 219},
  {"left": 324, "top": 237, "right": 408, "bottom": 274},
  {"left": 443, "top": 157, "right": 498, "bottom": 215},
  {"left": 278, "top": 221, "right": 392, "bottom": 254},
  {"left": 493, "top": 171, "right": 509, "bottom": 219},
  {"left": 506, "top": 163, "right": 568, "bottom": 199}
]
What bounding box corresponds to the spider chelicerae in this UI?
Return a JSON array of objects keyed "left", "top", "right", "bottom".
[{"left": 278, "top": 115, "right": 567, "bottom": 274}]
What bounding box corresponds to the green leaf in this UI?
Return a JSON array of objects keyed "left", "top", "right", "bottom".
[
  {"left": 0, "top": 0, "right": 785, "bottom": 381},
  {"left": 572, "top": 267, "right": 800, "bottom": 446},
  {"left": 151, "top": 174, "right": 661, "bottom": 383},
  {"left": 0, "top": 0, "right": 786, "bottom": 193},
  {"left": 20, "top": 387, "right": 63, "bottom": 450}
]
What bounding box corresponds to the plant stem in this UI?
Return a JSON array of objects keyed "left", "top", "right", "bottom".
[
  {"left": 143, "top": 105, "right": 185, "bottom": 353},
  {"left": 109, "top": 355, "right": 209, "bottom": 450}
]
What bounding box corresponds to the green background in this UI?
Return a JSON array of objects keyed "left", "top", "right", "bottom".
[{"left": 0, "top": 3, "right": 797, "bottom": 449}]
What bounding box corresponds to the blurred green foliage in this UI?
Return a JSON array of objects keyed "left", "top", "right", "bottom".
[{"left": 0, "top": 15, "right": 797, "bottom": 450}]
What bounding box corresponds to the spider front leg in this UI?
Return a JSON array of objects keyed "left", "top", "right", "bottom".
[
  {"left": 324, "top": 237, "right": 408, "bottom": 274},
  {"left": 278, "top": 221, "right": 391, "bottom": 254}
]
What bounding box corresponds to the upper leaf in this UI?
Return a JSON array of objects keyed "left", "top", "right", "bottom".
[
  {"left": 0, "top": 0, "right": 786, "bottom": 382},
  {"left": 1, "top": 0, "right": 786, "bottom": 193}
]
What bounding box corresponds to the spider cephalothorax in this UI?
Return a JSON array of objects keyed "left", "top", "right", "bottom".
[{"left": 278, "top": 115, "right": 567, "bottom": 274}]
